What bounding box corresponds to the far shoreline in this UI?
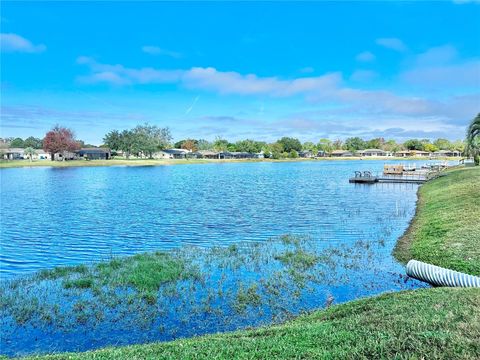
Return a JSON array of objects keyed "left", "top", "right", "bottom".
[{"left": 0, "top": 156, "right": 461, "bottom": 169}]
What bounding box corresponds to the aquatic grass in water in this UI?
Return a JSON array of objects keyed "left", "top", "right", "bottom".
[{"left": 0, "top": 234, "right": 426, "bottom": 356}]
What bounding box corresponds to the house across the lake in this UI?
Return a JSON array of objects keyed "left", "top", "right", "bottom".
[
  {"left": 188, "top": 150, "right": 219, "bottom": 159},
  {"left": 77, "top": 148, "right": 111, "bottom": 160},
  {"left": 32, "top": 150, "right": 49, "bottom": 160},
  {"left": 54, "top": 151, "right": 78, "bottom": 161},
  {"left": 1, "top": 148, "right": 25, "bottom": 160},
  {"left": 357, "top": 149, "right": 391, "bottom": 157},
  {"left": 230, "top": 152, "right": 255, "bottom": 159},
  {"left": 395, "top": 150, "right": 430, "bottom": 157},
  {"left": 432, "top": 150, "right": 462, "bottom": 157},
  {"left": 154, "top": 149, "right": 190, "bottom": 159},
  {"left": 298, "top": 150, "right": 313, "bottom": 158},
  {"left": 330, "top": 150, "right": 354, "bottom": 157}
]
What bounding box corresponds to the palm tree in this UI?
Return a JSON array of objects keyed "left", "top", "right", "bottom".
[
  {"left": 465, "top": 113, "right": 480, "bottom": 165},
  {"left": 24, "top": 147, "right": 37, "bottom": 162}
]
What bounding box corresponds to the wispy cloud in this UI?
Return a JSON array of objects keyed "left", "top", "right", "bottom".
[
  {"left": 414, "top": 44, "right": 458, "bottom": 66},
  {"left": 400, "top": 45, "right": 480, "bottom": 88},
  {"left": 75, "top": 56, "right": 448, "bottom": 118},
  {"left": 355, "top": 51, "right": 375, "bottom": 62},
  {"left": 376, "top": 38, "right": 407, "bottom": 52},
  {"left": 141, "top": 45, "right": 182, "bottom": 58},
  {"left": 0, "top": 33, "right": 46, "bottom": 53},
  {"left": 76, "top": 56, "right": 341, "bottom": 96}
]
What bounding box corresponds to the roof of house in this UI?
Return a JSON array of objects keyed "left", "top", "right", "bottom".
[
  {"left": 331, "top": 150, "right": 351, "bottom": 154},
  {"left": 197, "top": 150, "right": 219, "bottom": 156},
  {"left": 77, "top": 148, "right": 110, "bottom": 154},
  {"left": 395, "top": 150, "right": 429, "bottom": 154},
  {"left": 435, "top": 149, "right": 460, "bottom": 154},
  {"left": 3, "top": 148, "right": 25, "bottom": 153},
  {"left": 362, "top": 148, "right": 386, "bottom": 152},
  {"left": 161, "top": 149, "right": 189, "bottom": 155}
]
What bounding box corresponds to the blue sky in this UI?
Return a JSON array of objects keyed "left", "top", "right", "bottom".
[{"left": 1, "top": 1, "right": 479, "bottom": 145}]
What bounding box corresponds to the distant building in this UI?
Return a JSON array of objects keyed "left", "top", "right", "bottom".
[
  {"left": 230, "top": 152, "right": 255, "bottom": 159},
  {"left": 190, "top": 150, "right": 220, "bottom": 159},
  {"left": 432, "top": 150, "right": 462, "bottom": 157},
  {"left": 330, "top": 150, "right": 354, "bottom": 157},
  {"left": 154, "top": 149, "right": 190, "bottom": 159},
  {"left": 218, "top": 151, "right": 234, "bottom": 159},
  {"left": 53, "top": 151, "right": 78, "bottom": 161},
  {"left": 357, "top": 149, "right": 390, "bottom": 157},
  {"left": 1, "top": 148, "right": 25, "bottom": 160},
  {"left": 32, "top": 150, "right": 49, "bottom": 160},
  {"left": 77, "top": 148, "right": 111, "bottom": 160},
  {"left": 298, "top": 150, "right": 313, "bottom": 158},
  {"left": 395, "top": 150, "right": 430, "bottom": 157}
]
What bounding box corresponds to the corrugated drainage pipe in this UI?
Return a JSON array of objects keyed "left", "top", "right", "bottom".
[{"left": 406, "top": 260, "right": 480, "bottom": 287}]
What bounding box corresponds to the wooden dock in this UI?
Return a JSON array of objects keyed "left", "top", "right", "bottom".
[{"left": 349, "top": 169, "right": 441, "bottom": 184}]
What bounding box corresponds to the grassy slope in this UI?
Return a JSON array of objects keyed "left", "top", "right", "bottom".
[
  {"left": 23, "top": 288, "right": 480, "bottom": 360},
  {"left": 16, "top": 166, "right": 480, "bottom": 360},
  {"left": 394, "top": 167, "right": 480, "bottom": 275}
]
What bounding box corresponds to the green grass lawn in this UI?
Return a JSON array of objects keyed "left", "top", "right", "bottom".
[
  {"left": 21, "top": 288, "right": 480, "bottom": 360},
  {"left": 394, "top": 166, "right": 480, "bottom": 275}
]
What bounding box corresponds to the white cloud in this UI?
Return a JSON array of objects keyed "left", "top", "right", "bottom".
[
  {"left": 415, "top": 45, "right": 458, "bottom": 66},
  {"left": 75, "top": 56, "right": 477, "bottom": 123},
  {"left": 141, "top": 45, "right": 181, "bottom": 58},
  {"left": 400, "top": 45, "right": 480, "bottom": 88},
  {"left": 376, "top": 38, "right": 407, "bottom": 52},
  {"left": 0, "top": 33, "right": 46, "bottom": 53},
  {"left": 76, "top": 56, "right": 341, "bottom": 96},
  {"left": 356, "top": 51, "right": 375, "bottom": 62},
  {"left": 401, "top": 61, "right": 480, "bottom": 88}
]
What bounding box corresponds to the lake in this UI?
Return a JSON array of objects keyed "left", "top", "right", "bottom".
[{"left": 0, "top": 160, "right": 435, "bottom": 356}]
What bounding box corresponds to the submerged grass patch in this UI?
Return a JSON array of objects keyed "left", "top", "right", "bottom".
[
  {"left": 39, "top": 251, "right": 194, "bottom": 294},
  {"left": 394, "top": 166, "right": 480, "bottom": 275},
  {"left": 22, "top": 288, "right": 480, "bottom": 360},
  {"left": 1, "top": 234, "right": 415, "bottom": 357}
]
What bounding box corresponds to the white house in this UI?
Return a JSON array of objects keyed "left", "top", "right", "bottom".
[
  {"left": 154, "top": 149, "right": 190, "bottom": 159},
  {"left": 358, "top": 149, "right": 390, "bottom": 157},
  {"left": 330, "top": 150, "right": 354, "bottom": 157}
]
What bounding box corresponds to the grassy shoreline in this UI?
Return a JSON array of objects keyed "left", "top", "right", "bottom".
[
  {"left": 394, "top": 166, "right": 480, "bottom": 275},
  {"left": 12, "top": 166, "right": 480, "bottom": 359},
  {"left": 0, "top": 156, "right": 461, "bottom": 169}
]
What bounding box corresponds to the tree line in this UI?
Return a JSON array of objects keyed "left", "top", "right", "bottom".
[{"left": 2, "top": 116, "right": 477, "bottom": 161}]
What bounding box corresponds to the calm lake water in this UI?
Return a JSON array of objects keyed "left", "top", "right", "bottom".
[
  {"left": 2, "top": 160, "right": 422, "bottom": 278},
  {"left": 0, "top": 160, "right": 440, "bottom": 356}
]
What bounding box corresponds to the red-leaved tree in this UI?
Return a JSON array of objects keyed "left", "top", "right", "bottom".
[{"left": 43, "top": 125, "right": 80, "bottom": 161}]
